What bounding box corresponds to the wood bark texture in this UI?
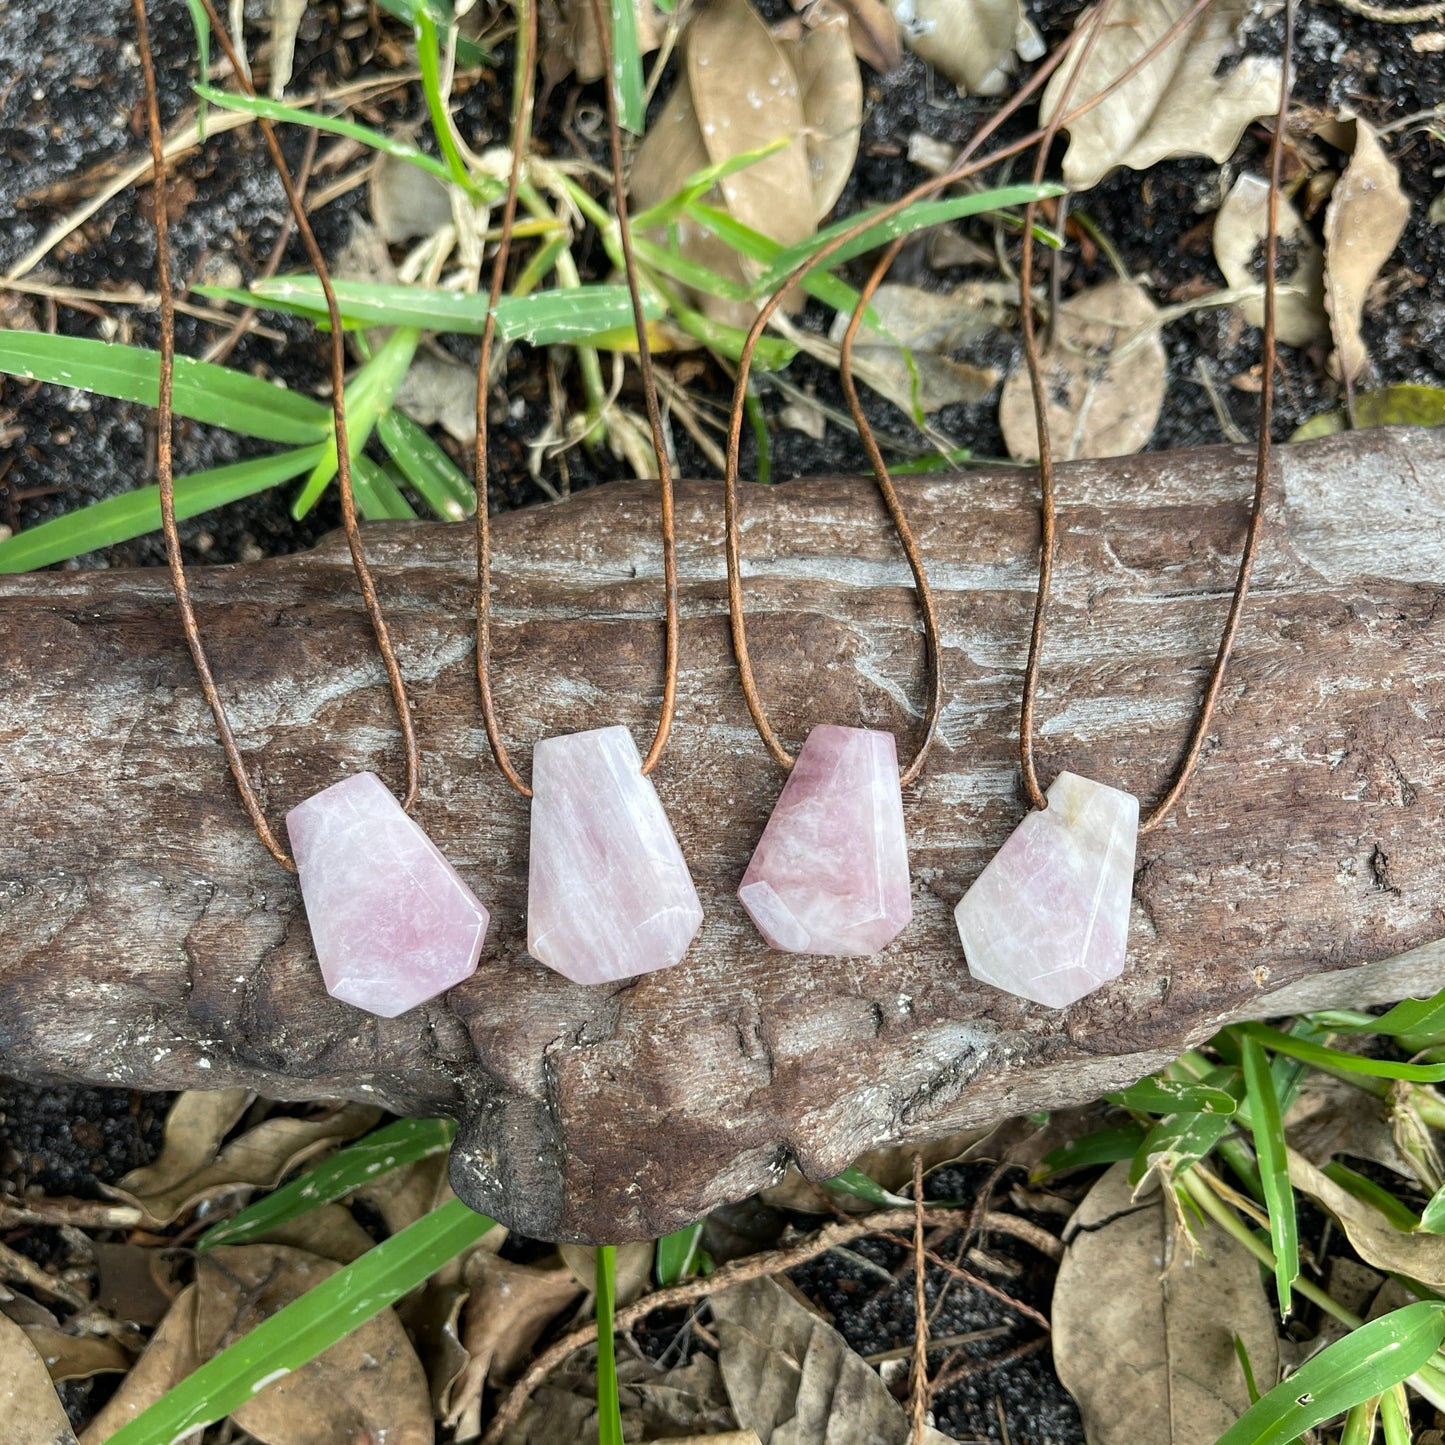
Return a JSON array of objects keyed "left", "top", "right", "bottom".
[{"left": 2, "top": 428, "right": 1444, "bottom": 1241}]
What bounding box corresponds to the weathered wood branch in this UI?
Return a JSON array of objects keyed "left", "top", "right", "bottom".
[{"left": 2, "top": 430, "right": 1444, "bottom": 1241}]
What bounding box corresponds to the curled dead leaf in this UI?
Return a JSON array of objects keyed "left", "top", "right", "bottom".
[
  {"left": 1323, "top": 115, "right": 1410, "bottom": 387},
  {"left": 1053, "top": 1163, "right": 1279, "bottom": 1445},
  {"left": 1289, "top": 1150, "right": 1445, "bottom": 1292},
  {"left": 0, "top": 1312, "right": 79, "bottom": 1445},
  {"left": 444, "top": 1255, "right": 584, "bottom": 1439},
  {"left": 1041, "top": 0, "right": 1282, "bottom": 191},
  {"left": 197, "top": 1244, "right": 432, "bottom": 1445},
  {"left": 834, "top": 0, "right": 901, "bottom": 71},
  {"left": 560, "top": 1239, "right": 655, "bottom": 1306},
  {"left": 110, "top": 1097, "right": 382, "bottom": 1226},
  {"left": 552, "top": 0, "right": 668, "bottom": 84},
  {"left": 711, "top": 1276, "right": 954, "bottom": 1444},
  {"left": 896, "top": 0, "right": 1043, "bottom": 96},
  {"left": 1213, "top": 173, "right": 1329, "bottom": 347},
  {"left": 998, "top": 278, "right": 1166, "bottom": 461},
  {"left": 629, "top": 0, "right": 862, "bottom": 324}
]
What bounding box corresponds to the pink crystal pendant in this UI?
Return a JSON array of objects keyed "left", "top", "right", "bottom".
[
  {"left": 955, "top": 771, "right": 1139, "bottom": 1008},
  {"left": 527, "top": 725, "right": 703, "bottom": 985},
  {"left": 739, "top": 724, "right": 913, "bottom": 956},
  {"left": 286, "top": 772, "right": 489, "bottom": 1018}
]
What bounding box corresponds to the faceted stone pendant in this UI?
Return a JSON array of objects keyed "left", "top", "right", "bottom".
[
  {"left": 527, "top": 725, "right": 703, "bottom": 985},
  {"left": 286, "top": 772, "right": 489, "bottom": 1018},
  {"left": 739, "top": 724, "right": 913, "bottom": 956},
  {"left": 955, "top": 771, "right": 1139, "bottom": 1008}
]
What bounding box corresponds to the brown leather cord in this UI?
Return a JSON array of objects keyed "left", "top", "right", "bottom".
[
  {"left": 722, "top": 0, "right": 1215, "bottom": 782},
  {"left": 136, "top": 0, "right": 423, "bottom": 874},
  {"left": 474, "top": 0, "right": 682, "bottom": 798},
  {"left": 1016, "top": 0, "right": 1292, "bottom": 835}
]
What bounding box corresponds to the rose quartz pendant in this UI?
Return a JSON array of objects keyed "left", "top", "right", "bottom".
[
  {"left": 739, "top": 724, "right": 913, "bottom": 956},
  {"left": 956, "top": 771, "right": 1138, "bottom": 1008},
  {"left": 527, "top": 726, "right": 703, "bottom": 985},
  {"left": 286, "top": 772, "right": 489, "bottom": 1018}
]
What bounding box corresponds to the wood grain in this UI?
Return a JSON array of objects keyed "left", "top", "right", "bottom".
[{"left": 2, "top": 428, "right": 1443, "bottom": 1241}]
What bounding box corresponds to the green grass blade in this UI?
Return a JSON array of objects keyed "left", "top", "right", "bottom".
[
  {"left": 377, "top": 410, "right": 475, "bottom": 519},
  {"left": 185, "top": 0, "right": 211, "bottom": 140},
  {"left": 106, "top": 1197, "right": 496, "bottom": 1445},
  {"left": 197, "top": 1118, "right": 458, "bottom": 1252},
  {"left": 194, "top": 84, "right": 489, "bottom": 196},
  {"left": 752, "top": 183, "right": 1065, "bottom": 294},
  {"left": 1241, "top": 1022, "right": 1445, "bottom": 1083},
  {"left": 0, "top": 331, "right": 332, "bottom": 443},
  {"left": 1031, "top": 1123, "right": 1147, "bottom": 1182},
  {"left": 414, "top": 10, "right": 473, "bottom": 189},
  {"left": 374, "top": 0, "right": 491, "bottom": 64},
  {"left": 822, "top": 1167, "right": 913, "bottom": 1208},
  {"left": 1212, "top": 1302, "right": 1445, "bottom": 1445},
  {"left": 630, "top": 138, "right": 792, "bottom": 233},
  {"left": 352, "top": 455, "right": 418, "bottom": 520},
  {"left": 237, "top": 277, "right": 663, "bottom": 343},
  {"left": 609, "top": 0, "right": 646, "bottom": 134},
  {"left": 1330, "top": 989, "right": 1445, "bottom": 1053},
  {"left": 596, "top": 1246, "right": 624, "bottom": 1445},
  {"left": 666, "top": 299, "right": 797, "bottom": 370},
  {"left": 684, "top": 202, "right": 866, "bottom": 316},
  {"left": 1233, "top": 1335, "right": 1262, "bottom": 1406},
  {"left": 292, "top": 326, "right": 421, "bottom": 518},
  {"left": 1129, "top": 1109, "right": 1237, "bottom": 1187},
  {"left": 0, "top": 445, "right": 327, "bottom": 573},
  {"left": 655, "top": 1222, "right": 705, "bottom": 1286},
  {"left": 1242, "top": 1035, "right": 1298, "bottom": 1317},
  {"left": 1339, "top": 1398, "right": 1381, "bottom": 1445},
  {"left": 1107, "top": 1078, "right": 1238, "bottom": 1116},
  {"left": 745, "top": 390, "right": 771, "bottom": 484},
  {"left": 1379, "top": 1383, "right": 1411, "bottom": 1445}
]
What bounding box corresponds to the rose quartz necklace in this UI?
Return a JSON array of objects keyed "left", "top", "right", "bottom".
[
  {"left": 954, "top": 4, "right": 1292, "bottom": 1008},
  {"left": 137, "top": 0, "right": 488, "bottom": 1019},
  {"left": 472, "top": 1, "right": 701, "bottom": 987},
  {"left": 720, "top": 271, "right": 944, "bottom": 959}
]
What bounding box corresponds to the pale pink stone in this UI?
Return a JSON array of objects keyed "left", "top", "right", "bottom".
[
  {"left": 286, "top": 772, "right": 488, "bottom": 1018},
  {"left": 527, "top": 726, "right": 703, "bottom": 985},
  {"left": 956, "top": 771, "right": 1139, "bottom": 1008},
  {"left": 739, "top": 724, "right": 912, "bottom": 956}
]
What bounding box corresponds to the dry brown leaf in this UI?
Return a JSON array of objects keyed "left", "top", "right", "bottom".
[
  {"left": 1285, "top": 1074, "right": 1419, "bottom": 1182},
  {"left": 356, "top": 1151, "right": 456, "bottom": 1239},
  {"left": 560, "top": 1240, "right": 655, "bottom": 1306},
  {"left": 1053, "top": 1163, "right": 1280, "bottom": 1445},
  {"left": 1041, "top": 0, "right": 1282, "bottom": 191},
  {"left": 1289, "top": 1150, "right": 1445, "bottom": 1292},
  {"left": 111, "top": 1099, "right": 382, "bottom": 1225},
  {"left": 710, "top": 1276, "right": 954, "bottom": 1444},
  {"left": 196, "top": 1244, "right": 432, "bottom": 1445},
  {"left": 370, "top": 152, "right": 455, "bottom": 246},
  {"left": 92, "top": 1241, "right": 178, "bottom": 1329},
  {"left": 80, "top": 1285, "right": 202, "bottom": 1445},
  {"left": 113, "top": 1088, "right": 252, "bottom": 1200},
  {"left": 998, "top": 278, "right": 1166, "bottom": 461},
  {"left": 835, "top": 0, "right": 900, "bottom": 71},
  {"left": 22, "top": 1325, "right": 131, "bottom": 1383},
  {"left": 785, "top": 6, "right": 864, "bottom": 219},
  {"left": 630, "top": 0, "right": 860, "bottom": 325},
  {"left": 1213, "top": 173, "right": 1329, "bottom": 347},
  {"left": 560, "top": 0, "right": 668, "bottom": 83},
  {"left": 898, "top": 0, "right": 1042, "bottom": 96},
  {"left": 1323, "top": 116, "right": 1410, "bottom": 387},
  {"left": 0, "top": 1312, "right": 79, "bottom": 1445},
  {"left": 250, "top": 1202, "right": 379, "bottom": 1263},
  {"left": 444, "top": 1255, "right": 586, "bottom": 1439}
]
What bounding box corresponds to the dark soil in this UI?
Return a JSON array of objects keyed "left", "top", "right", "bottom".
[{"left": 3, "top": 2, "right": 1443, "bottom": 1440}]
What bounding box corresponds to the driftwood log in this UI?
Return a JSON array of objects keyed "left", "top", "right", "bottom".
[{"left": 2, "top": 428, "right": 1444, "bottom": 1241}]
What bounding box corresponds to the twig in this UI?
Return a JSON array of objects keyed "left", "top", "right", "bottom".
[
  {"left": 864, "top": 1326, "right": 1011, "bottom": 1366},
  {"left": 923, "top": 1250, "right": 1051, "bottom": 1332},
  {"left": 0, "top": 1197, "right": 143, "bottom": 1231},
  {"left": 0, "top": 1238, "right": 90, "bottom": 1310},
  {"left": 480, "top": 1208, "right": 968, "bottom": 1445},
  {"left": 978, "top": 1210, "right": 1063, "bottom": 1262},
  {"left": 930, "top": 1335, "right": 1049, "bottom": 1395}
]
